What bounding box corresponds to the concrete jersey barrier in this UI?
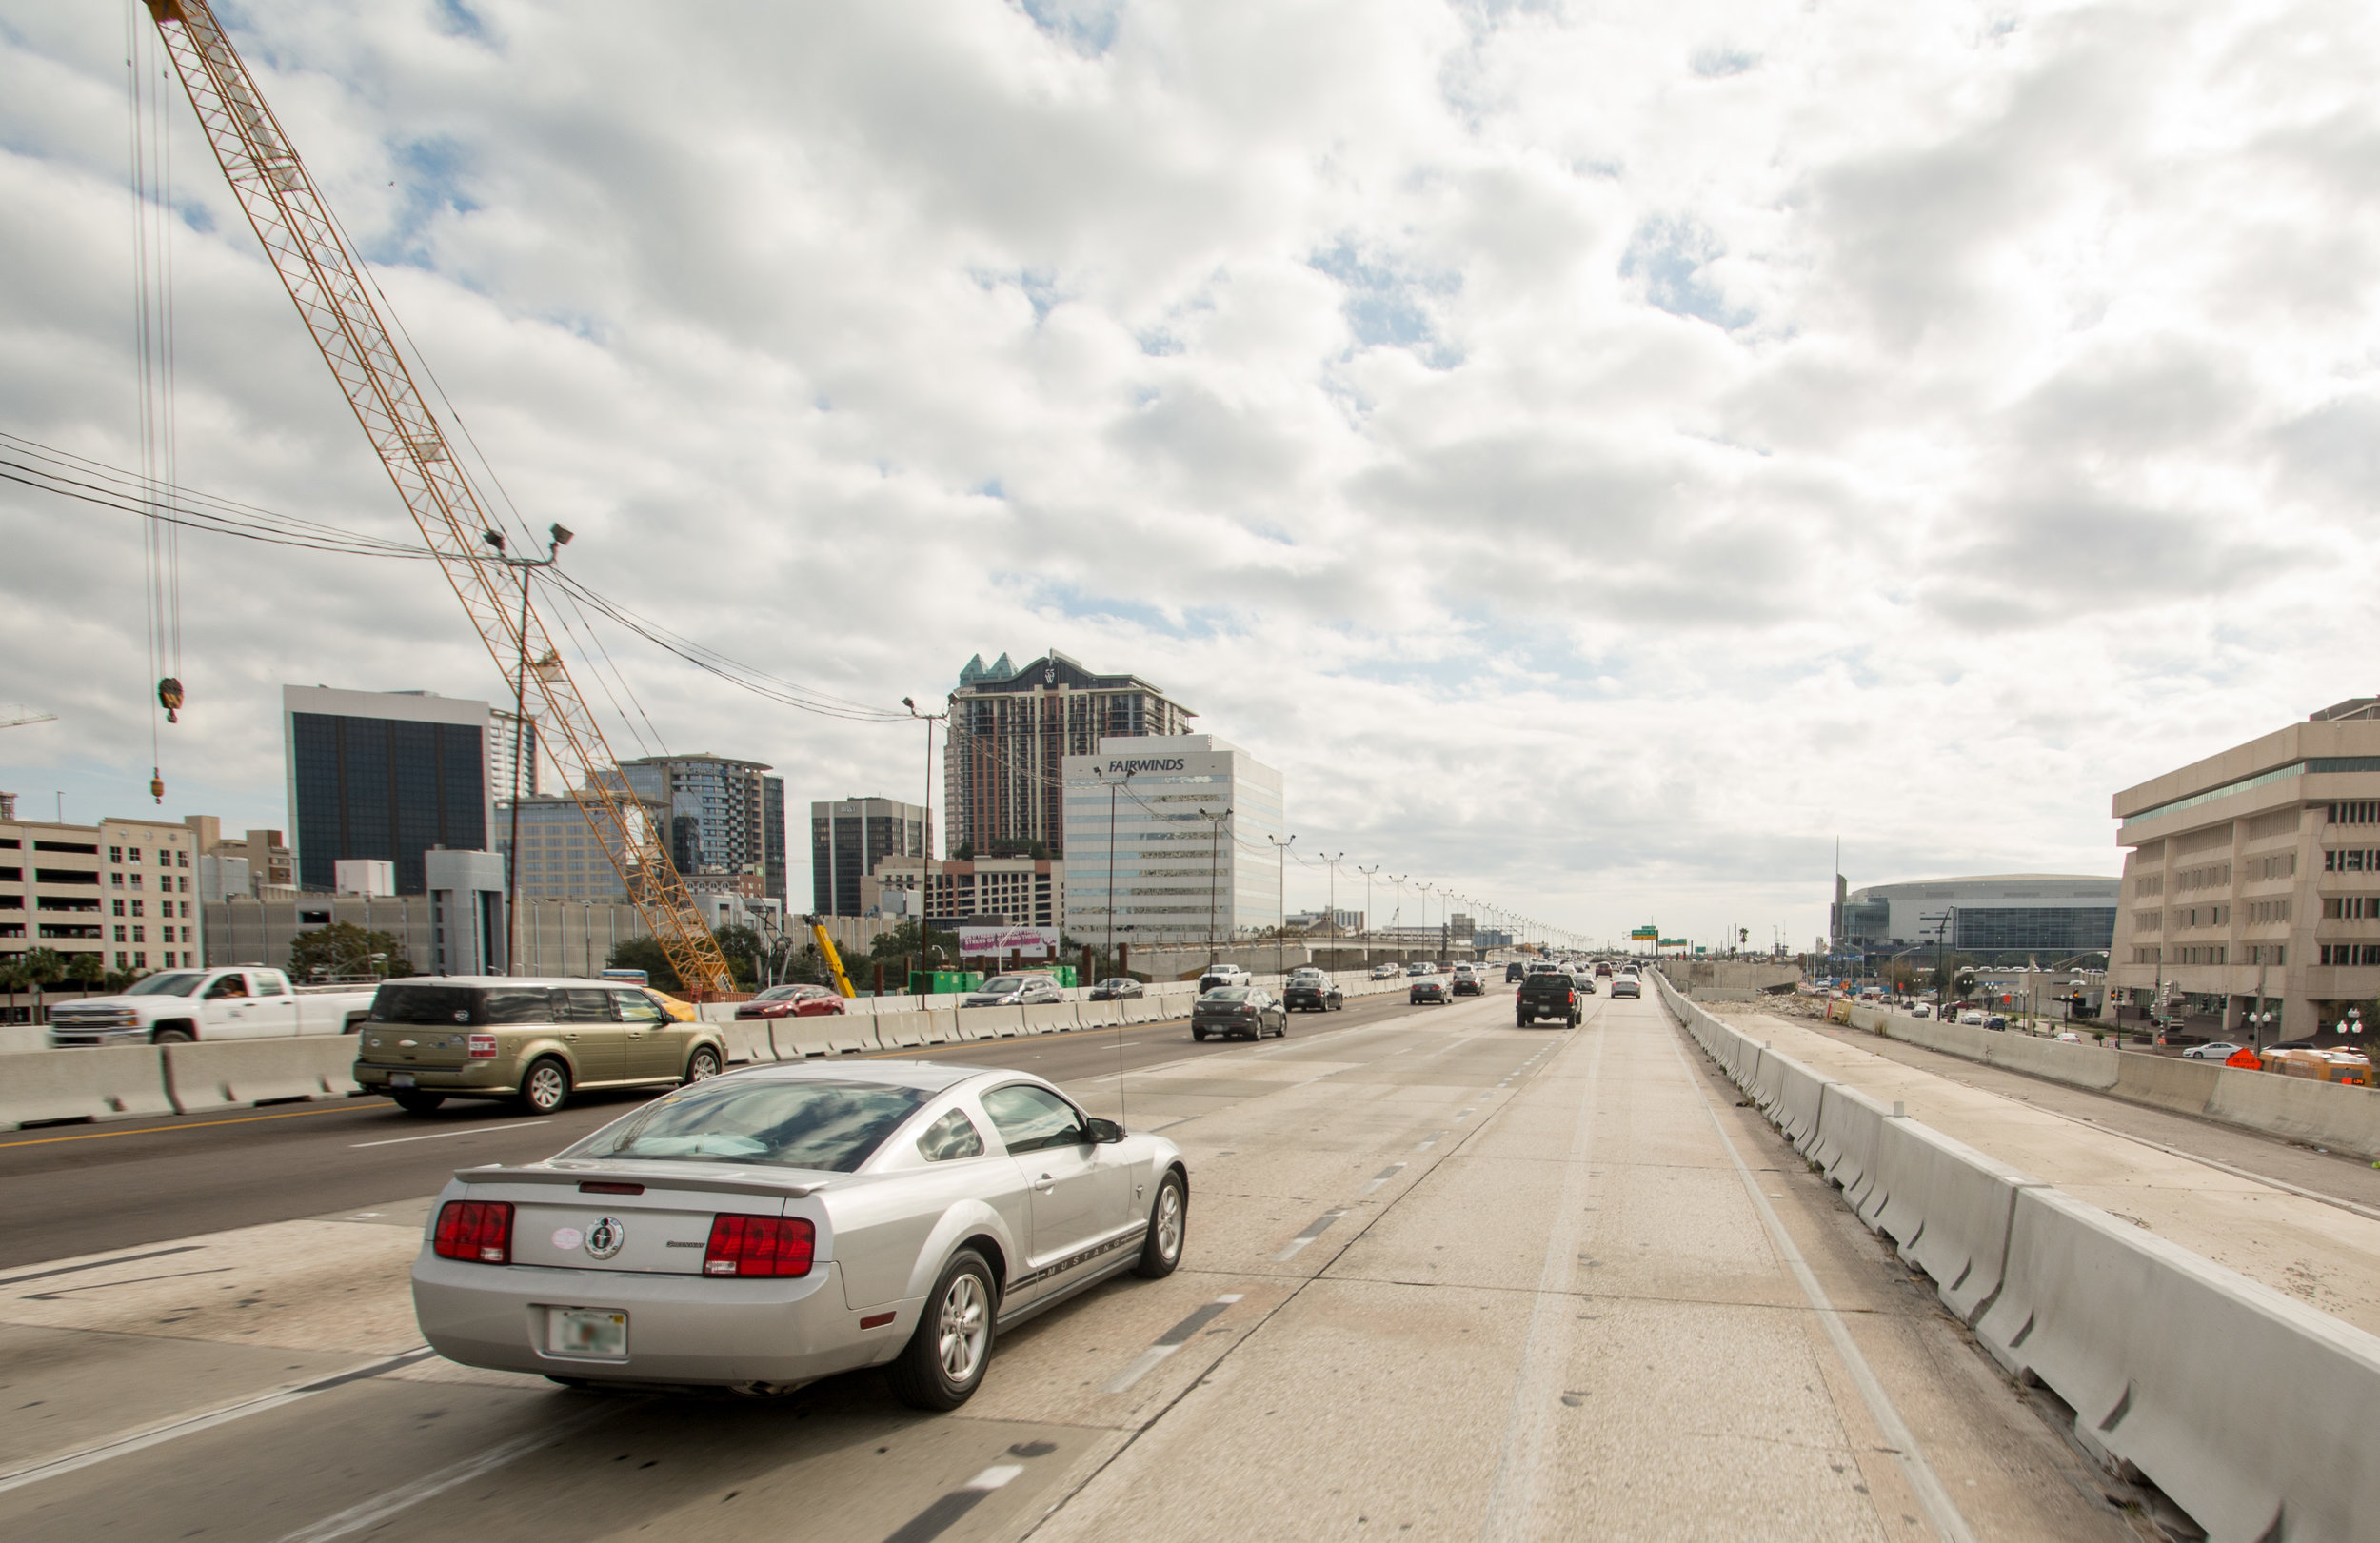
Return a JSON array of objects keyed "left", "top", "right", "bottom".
[
  {"left": 0, "top": 1044, "right": 176, "bottom": 1128},
  {"left": 164, "top": 1038, "right": 361, "bottom": 1113},
  {"left": 1976, "top": 1185, "right": 2380, "bottom": 1543}
]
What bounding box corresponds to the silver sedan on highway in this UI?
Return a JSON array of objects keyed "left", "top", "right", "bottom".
[{"left": 411, "top": 1061, "right": 1187, "bottom": 1409}]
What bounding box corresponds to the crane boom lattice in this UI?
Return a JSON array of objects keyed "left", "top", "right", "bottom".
[{"left": 142, "top": 0, "right": 731, "bottom": 994}]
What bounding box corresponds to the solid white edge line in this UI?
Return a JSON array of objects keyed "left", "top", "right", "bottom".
[
  {"left": 1658, "top": 1017, "right": 1980, "bottom": 1543},
  {"left": 348, "top": 1120, "right": 541, "bottom": 1148}
]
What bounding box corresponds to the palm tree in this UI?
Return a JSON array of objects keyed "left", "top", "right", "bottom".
[
  {"left": 20, "top": 947, "right": 68, "bottom": 1025},
  {"left": 0, "top": 959, "right": 29, "bottom": 1027}
]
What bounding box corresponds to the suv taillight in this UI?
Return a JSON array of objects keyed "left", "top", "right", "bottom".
[
  {"left": 432, "top": 1199, "right": 512, "bottom": 1263},
  {"left": 704, "top": 1215, "right": 815, "bottom": 1277},
  {"left": 467, "top": 1033, "right": 498, "bottom": 1058}
]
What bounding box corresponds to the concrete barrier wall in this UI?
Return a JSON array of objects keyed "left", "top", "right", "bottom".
[
  {"left": 2111, "top": 1053, "right": 2222, "bottom": 1117},
  {"left": 164, "top": 1039, "right": 360, "bottom": 1112},
  {"left": 1975, "top": 1186, "right": 2380, "bottom": 1543},
  {"left": 1771, "top": 1057, "right": 1834, "bottom": 1155},
  {"left": 956, "top": 1006, "right": 1023, "bottom": 1040},
  {"left": 1978, "top": 1032, "right": 2118, "bottom": 1090},
  {"left": 1657, "top": 965, "right": 2380, "bottom": 1533},
  {"left": 0, "top": 1024, "right": 50, "bottom": 1055},
  {"left": 0, "top": 1045, "right": 176, "bottom": 1127},
  {"left": 872, "top": 1011, "right": 931, "bottom": 1050},
  {"left": 719, "top": 1022, "right": 776, "bottom": 1064},
  {"left": 1811, "top": 1083, "right": 1889, "bottom": 1206},
  {"left": 1021, "top": 1002, "right": 1078, "bottom": 1035}
]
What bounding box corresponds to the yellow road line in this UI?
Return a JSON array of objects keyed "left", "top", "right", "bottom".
[{"left": 0, "top": 1101, "right": 381, "bottom": 1150}]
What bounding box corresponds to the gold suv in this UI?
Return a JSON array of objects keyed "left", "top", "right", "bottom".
[{"left": 353, "top": 977, "right": 728, "bottom": 1116}]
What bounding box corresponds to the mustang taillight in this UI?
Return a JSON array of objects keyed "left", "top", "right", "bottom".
[
  {"left": 704, "top": 1214, "right": 815, "bottom": 1277},
  {"left": 432, "top": 1199, "right": 512, "bottom": 1263},
  {"left": 467, "top": 1033, "right": 498, "bottom": 1058}
]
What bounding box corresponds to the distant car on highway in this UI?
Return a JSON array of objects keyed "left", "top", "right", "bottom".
[
  {"left": 410, "top": 1060, "right": 1186, "bottom": 1408},
  {"left": 1199, "top": 963, "right": 1252, "bottom": 992},
  {"left": 1957, "top": 1010, "right": 1986, "bottom": 1026},
  {"left": 1405, "top": 961, "right": 1437, "bottom": 977},
  {"left": 1192, "top": 986, "right": 1287, "bottom": 1040},
  {"left": 48, "top": 966, "right": 375, "bottom": 1046},
  {"left": 1985, "top": 1015, "right": 2008, "bottom": 1031},
  {"left": 1608, "top": 976, "right": 1640, "bottom": 999},
  {"left": 1450, "top": 965, "right": 1482, "bottom": 997},
  {"left": 1087, "top": 978, "right": 1144, "bottom": 1000},
  {"left": 356, "top": 977, "right": 728, "bottom": 1116},
  {"left": 1284, "top": 972, "right": 1344, "bottom": 1012},
  {"left": 736, "top": 983, "right": 847, "bottom": 1019},
  {"left": 965, "top": 975, "right": 1066, "bottom": 1008},
  {"left": 1369, "top": 962, "right": 1401, "bottom": 980},
  {"left": 1594, "top": 963, "right": 1613, "bottom": 978},
  {"left": 1409, "top": 976, "right": 1450, "bottom": 1005},
  {"left": 2181, "top": 1041, "right": 2241, "bottom": 1060},
  {"left": 1506, "top": 962, "right": 1527, "bottom": 983},
  {"left": 1910, "top": 1004, "right": 1934, "bottom": 1019}
]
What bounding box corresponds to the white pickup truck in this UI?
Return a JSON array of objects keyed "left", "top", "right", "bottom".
[{"left": 48, "top": 967, "right": 377, "bottom": 1047}]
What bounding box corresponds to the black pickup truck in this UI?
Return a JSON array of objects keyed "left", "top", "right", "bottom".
[{"left": 1516, "top": 971, "right": 1582, "bottom": 1028}]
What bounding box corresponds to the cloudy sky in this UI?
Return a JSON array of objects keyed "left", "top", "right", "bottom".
[{"left": 3, "top": 0, "right": 2374, "bottom": 949}]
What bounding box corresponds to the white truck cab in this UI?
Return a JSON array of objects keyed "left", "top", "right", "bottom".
[{"left": 48, "top": 967, "right": 377, "bottom": 1046}]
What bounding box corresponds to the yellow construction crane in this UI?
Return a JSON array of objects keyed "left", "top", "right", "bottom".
[
  {"left": 803, "top": 916, "right": 857, "bottom": 999},
  {"left": 141, "top": 0, "right": 732, "bottom": 995}
]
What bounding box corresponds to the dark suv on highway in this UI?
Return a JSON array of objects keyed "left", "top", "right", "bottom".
[{"left": 1516, "top": 972, "right": 1582, "bottom": 1028}]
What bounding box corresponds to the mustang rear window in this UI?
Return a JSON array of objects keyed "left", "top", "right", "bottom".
[{"left": 564, "top": 1081, "right": 931, "bottom": 1172}]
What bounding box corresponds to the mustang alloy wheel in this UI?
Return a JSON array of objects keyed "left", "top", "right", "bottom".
[
  {"left": 1135, "top": 1170, "right": 1187, "bottom": 1278},
  {"left": 889, "top": 1249, "right": 997, "bottom": 1411}
]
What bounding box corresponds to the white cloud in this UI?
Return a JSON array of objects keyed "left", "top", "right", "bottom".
[{"left": 4, "top": 0, "right": 2377, "bottom": 950}]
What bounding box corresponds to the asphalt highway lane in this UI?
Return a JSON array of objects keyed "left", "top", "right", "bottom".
[
  {"left": 0, "top": 985, "right": 1436, "bottom": 1269},
  {"left": 0, "top": 985, "right": 2147, "bottom": 1541}
]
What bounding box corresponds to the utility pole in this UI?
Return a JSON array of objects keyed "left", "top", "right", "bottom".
[{"left": 482, "top": 522, "right": 573, "bottom": 977}]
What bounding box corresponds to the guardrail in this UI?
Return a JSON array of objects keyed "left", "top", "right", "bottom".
[{"left": 1654, "top": 971, "right": 2380, "bottom": 1540}]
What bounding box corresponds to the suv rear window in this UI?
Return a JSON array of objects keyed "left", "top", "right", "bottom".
[{"left": 370, "top": 984, "right": 609, "bottom": 1025}]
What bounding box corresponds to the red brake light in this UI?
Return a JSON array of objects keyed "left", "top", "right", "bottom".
[
  {"left": 433, "top": 1199, "right": 512, "bottom": 1263},
  {"left": 704, "top": 1214, "right": 815, "bottom": 1277},
  {"left": 467, "top": 1033, "right": 498, "bottom": 1058}
]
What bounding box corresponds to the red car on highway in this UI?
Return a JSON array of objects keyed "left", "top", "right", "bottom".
[{"left": 734, "top": 983, "right": 847, "bottom": 1019}]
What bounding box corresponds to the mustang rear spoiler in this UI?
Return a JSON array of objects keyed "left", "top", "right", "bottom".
[{"left": 452, "top": 1163, "right": 827, "bottom": 1200}]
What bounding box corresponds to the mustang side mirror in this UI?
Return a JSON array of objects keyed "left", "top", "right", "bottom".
[{"left": 1084, "top": 1117, "right": 1126, "bottom": 1143}]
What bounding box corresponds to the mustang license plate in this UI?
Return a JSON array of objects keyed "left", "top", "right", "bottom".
[
  {"left": 388, "top": 1073, "right": 416, "bottom": 1090},
  {"left": 546, "top": 1307, "right": 628, "bottom": 1359}
]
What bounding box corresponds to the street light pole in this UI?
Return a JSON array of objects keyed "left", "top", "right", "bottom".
[
  {"left": 1318, "top": 851, "right": 1343, "bottom": 972},
  {"left": 902, "top": 698, "right": 947, "bottom": 992},
  {"left": 1266, "top": 835, "right": 1296, "bottom": 980},
  {"left": 1358, "top": 863, "right": 1380, "bottom": 967},
  {"left": 481, "top": 522, "right": 572, "bottom": 977},
  {"left": 1095, "top": 767, "right": 1133, "bottom": 982}
]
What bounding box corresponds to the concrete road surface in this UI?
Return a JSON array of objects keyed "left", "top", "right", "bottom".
[{"left": 0, "top": 987, "right": 2149, "bottom": 1541}]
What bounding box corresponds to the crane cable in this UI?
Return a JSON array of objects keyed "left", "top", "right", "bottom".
[{"left": 126, "top": 2, "right": 184, "bottom": 802}]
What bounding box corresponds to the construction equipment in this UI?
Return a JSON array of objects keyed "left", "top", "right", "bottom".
[
  {"left": 140, "top": 0, "right": 732, "bottom": 994},
  {"left": 804, "top": 917, "right": 857, "bottom": 999}
]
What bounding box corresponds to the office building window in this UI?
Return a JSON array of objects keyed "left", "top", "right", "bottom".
[
  {"left": 2175, "top": 862, "right": 2232, "bottom": 890},
  {"left": 2321, "top": 944, "right": 2380, "bottom": 966},
  {"left": 2247, "top": 899, "right": 2291, "bottom": 924},
  {"left": 2173, "top": 945, "right": 2226, "bottom": 965},
  {"left": 2330, "top": 802, "right": 2380, "bottom": 825},
  {"left": 2326, "top": 849, "right": 2380, "bottom": 872},
  {"left": 2132, "top": 875, "right": 2164, "bottom": 897},
  {"left": 2246, "top": 944, "right": 2286, "bottom": 965},
  {"left": 2251, "top": 853, "right": 2298, "bottom": 880}
]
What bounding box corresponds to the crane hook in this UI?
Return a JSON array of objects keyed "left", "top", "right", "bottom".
[
  {"left": 157, "top": 677, "right": 184, "bottom": 723},
  {"left": 150, "top": 768, "right": 166, "bottom": 804}
]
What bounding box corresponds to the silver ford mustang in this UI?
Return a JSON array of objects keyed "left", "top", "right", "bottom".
[{"left": 410, "top": 1060, "right": 1187, "bottom": 1409}]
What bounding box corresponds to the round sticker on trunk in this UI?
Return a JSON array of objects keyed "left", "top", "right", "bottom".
[{"left": 551, "top": 1226, "right": 584, "bottom": 1251}]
